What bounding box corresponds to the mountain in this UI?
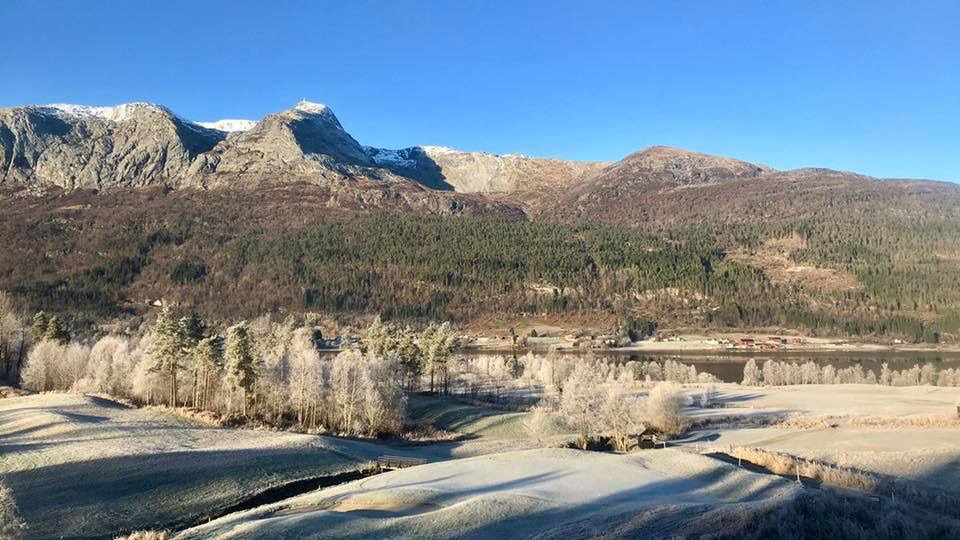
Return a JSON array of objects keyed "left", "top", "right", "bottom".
[
  {"left": 543, "top": 146, "right": 960, "bottom": 225},
  {"left": 3, "top": 99, "right": 960, "bottom": 340},
  {"left": 0, "top": 101, "right": 522, "bottom": 217},
  {"left": 363, "top": 145, "right": 607, "bottom": 209},
  {"left": 5, "top": 99, "right": 956, "bottom": 227},
  {"left": 0, "top": 103, "right": 224, "bottom": 189}
]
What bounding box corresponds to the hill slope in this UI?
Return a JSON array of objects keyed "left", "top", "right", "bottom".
[{"left": 3, "top": 101, "right": 960, "bottom": 340}]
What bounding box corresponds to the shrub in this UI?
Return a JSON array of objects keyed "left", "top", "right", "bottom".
[{"left": 645, "top": 381, "right": 691, "bottom": 434}]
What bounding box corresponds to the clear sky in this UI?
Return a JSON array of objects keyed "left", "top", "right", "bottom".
[{"left": 1, "top": 0, "right": 957, "bottom": 181}]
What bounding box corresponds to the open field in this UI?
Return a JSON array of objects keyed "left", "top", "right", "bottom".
[
  {"left": 678, "top": 384, "right": 960, "bottom": 496},
  {"left": 0, "top": 392, "right": 567, "bottom": 539},
  {"left": 176, "top": 448, "right": 800, "bottom": 539},
  {"left": 0, "top": 393, "right": 409, "bottom": 539},
  {"left": 3, "top": 381, "right": 960, "bottom": 538}
]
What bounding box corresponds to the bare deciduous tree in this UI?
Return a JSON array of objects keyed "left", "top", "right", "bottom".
[{"left": 560, "top": 362, "right": 604, "bottom": 449}]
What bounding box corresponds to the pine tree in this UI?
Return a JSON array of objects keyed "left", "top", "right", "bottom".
[
  {"left": 31, "top": 312, "right": 48, "bottom": 344},
  {"left": 180, "top": 313, "right": 205, "bottom": 408},
  {"left": 147, "top": 305, "right": 188, "bottom": 407},
  {"left": 194, "top": 335, "right": 223, "bottom": 410},
  {"left": 225, "top": 324, "right": 257, "bottom": 416},
  {"left": 43, "top": 316, "right": 69, "bottom": 345},
  {"left": 396, "top": 326, "right": 422, "bottom": 390},
  {"left": 420, "top": 322, "right": 457, "bottom": 393}
]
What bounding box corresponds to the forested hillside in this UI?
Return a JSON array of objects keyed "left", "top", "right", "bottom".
[{"left": 2, "top": 184, "right": 959, "bottom": 343}]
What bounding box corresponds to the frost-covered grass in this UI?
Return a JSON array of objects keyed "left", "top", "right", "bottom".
[
  {"left": 406, "top": 394, "right": 570, "bottom": 440},
  {"left": 0, "top": 393, "right": 395, "bottom": 539},
  {"left": 176, "top": 448, "right": 799, "bottom": 539}
]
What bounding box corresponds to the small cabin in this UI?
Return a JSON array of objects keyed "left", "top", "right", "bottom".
[{"left": 737, "top": 338, "right": 756, "bottom": 346}]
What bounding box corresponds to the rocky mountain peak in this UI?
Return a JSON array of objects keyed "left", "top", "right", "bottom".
[{"left": 607, "top": 145, "right": 775, "bottom": 185}]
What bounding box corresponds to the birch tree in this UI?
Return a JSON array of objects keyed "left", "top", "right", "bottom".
[{"left": 560, "top": 362, "right": 604, "bottom": 449}]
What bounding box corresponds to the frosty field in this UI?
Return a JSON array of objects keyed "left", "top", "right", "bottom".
[
  {"left": 3, "top": 381, "right": 960, "bottom": 538},
  {"left": 176, "top": 448, "right": 799, "bottom": 539}
]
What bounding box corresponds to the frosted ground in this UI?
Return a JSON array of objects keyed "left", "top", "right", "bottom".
[
  {"left": 680, "top": 383, "right": 960, "bottom": 495},
  {"left": 2, "top": 383, "right": 959, "bottom": 538},
  {"left": 177, "top": 448, "right": 798, "bottom": 539},
  {"left": 0, "top": 392, "right": 559, "bottom": 539}
]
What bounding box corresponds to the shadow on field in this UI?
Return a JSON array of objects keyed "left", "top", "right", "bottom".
[{"left": 4, "top": 446, "right": 369, "bottom": 540}]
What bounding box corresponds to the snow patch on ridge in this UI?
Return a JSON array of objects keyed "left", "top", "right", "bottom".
[
  {"left": 363, "top": 146, "right": 418, "bottom": 168},
  {"left": 197, "top": 119, "right": 257, "bottom": 132},
  {"left": 43, "top": 102, "right": 171, "bottom": 122},
  {"left": 295, "top": 100, "right": 331, "bottom": 114},
  {"left": 419, "top": 145, "right": 460, "bottom": 156}
]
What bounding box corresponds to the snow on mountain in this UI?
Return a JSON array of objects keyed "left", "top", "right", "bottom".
[
  {"left": 42, "top": 102, "right": 172, "bottom": 122},
  {"left": 362, "top": 146, "right": 418, "bottom": 168},
  {"left": 197, "top": 119, "right": 257, "bottom": 132},
  {"left": 420, "top": 145, "right": 460, "bottom": 156},
  {"left": 294, "top": 100, "right": 330, "bottom": 114}
]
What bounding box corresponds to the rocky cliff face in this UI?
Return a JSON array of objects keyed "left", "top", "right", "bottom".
[
  {"left": 0, "top": 100, "right": 530, "bottom": 217},
  {"left": 3, "top": 100, "right": 955, "bottom": 226},
  {"left": 0, "top": 103, "right": 224, "bottom": 189},
  {"left": 363, "top": 145, "right": 607, "bottom": 210},
  {"left": 185, "top": 101, "right": 381, "bottom": 189}
]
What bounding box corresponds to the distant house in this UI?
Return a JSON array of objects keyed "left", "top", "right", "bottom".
[
  {"left": 766, "top": 336, "right": 787, "bottom": 345},
  {"left": 318, "top": 336, "right": 343, "bottom": 349},
  {"left": 737, "top": 338, "right": 755, "bottom": 346}
]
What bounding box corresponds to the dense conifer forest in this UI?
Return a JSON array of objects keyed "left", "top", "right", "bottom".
[{"left": 2, "top": 187, "right": 959, "bottom": 342}]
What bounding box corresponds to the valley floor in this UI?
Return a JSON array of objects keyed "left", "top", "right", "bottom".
[{"left": 1, "top": 383, "right": 959, "bottom": 538}]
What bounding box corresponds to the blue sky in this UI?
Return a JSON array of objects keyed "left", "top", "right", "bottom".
[{"left": 1, "top": 1, "right": 957, "bottom": 181}]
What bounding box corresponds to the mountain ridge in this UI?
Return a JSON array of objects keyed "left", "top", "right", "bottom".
[{"left": 2, "top": 100, "right": 959, "bottom": 225}]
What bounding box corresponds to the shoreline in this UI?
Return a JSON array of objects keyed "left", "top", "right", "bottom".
[{"left": 459, "top": 333, "right": 960, "bottom": 356}]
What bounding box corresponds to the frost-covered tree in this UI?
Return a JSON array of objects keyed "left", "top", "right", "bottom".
[
  {"left": 800, "top": 361, "right": 820, "bottom": 384},
  {"left": 741, "top": 358, "right": 760, "bottom": 386},
  {"left": 762, "top": 360, "right": 781, "bottom": 386},
  {"left": 601, "top": 387, "right": 645, "bottom": 451},
  {"left": 331, "top": 349, "right": 365, "bottom": 435},
  {"left": 879, "top": 362, "right": 893, "bottom": 386},
  {"left": 0, "top": 292, "right": 25, "bottom": 382},
  {"left": 920, "top": 363, "right": 938, "bottom": 386},
  {"left": 698, "top": 384, "right": 717, "bottom": 408},
  {"left": 560, "top": 362, "right": 604, "bottom": 449},
  {"left": 20, "top": 340, "right": 62, "bottom": 391},
  {"left": 360, "top": 354, "right": 406, "bottom": 435},
  {"left": 646, "top": 381, "right": 692, "bottom": 434},
  {"left": 523, "top": 407, "right": 555, "bottom": 446},
  {"left": 288, "top": 328, "right": 322, "bottom": 427},
  {"left": 225, "top": 324, "right": 257, "bottom": 416}
]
